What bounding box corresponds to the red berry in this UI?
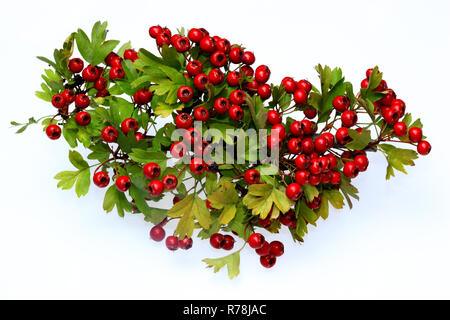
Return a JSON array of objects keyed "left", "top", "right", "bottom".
[
  {"left": 156, "top": 33, "right": 171, "bottom": 47},
  {"left": 226, "top": 71, "right": 242, "bottom": 87},
  {"left": 148, "top": 180, "right": 164, "bottom": 197},
  {"left": 61, "top": 89, "right": 75, "bottom": 104},
  {"left": 186, "top": 60, "right": 203, "bottom": 76},
  {"left": 177, "top": 86, "right": 194, "bottom": 103},
  {"left": 135, "top": 132, "right": 144, "bottom": 142},
  {"left": 300, "top": 119, "right": 315, "bottom": 135},
  {"left": 341, "top": 110, "right": 358, "bottom": 127},
  {"left": 267, "top": 134, "right": 281, "bottom": 151},
  {"left": 417, "top": 141, "right": 431, "bottom": 155},
  {"left": 241, "top": 65, "right": 254, "bottom": 78},
  {"left": 75, "top": 111, "right": 91, "bottom": 126},
  {"left": 51, "top": 94, "right": 65, "bottom": 109},
  {"left": 187, "top": 28, "right": 204, "bottom": 43},
  {"left": 287, "top": 138, "right": 302, "bottom": 154},
  {"left": 242, "top": 51, "right": 255, "bottom": 65},
  {"left": 267, "top": 110, "right": 282, "bottom": 125},
  {"left": 248, "top": 233, "right": 265, "bottom": 249},
  {"left": 314, "top": 136, "right": 328, "bottom": 154},
  {"left": 110, "top": 56, "right": 123, "bottom": 68},
  {"left": 229, "top": 47, "right": 243, "bottom": 64},
  {"left": 175, "top": 113, "right": 193, "bottom": 129},
  {"left": 173, "top": 36, "right": 190, "bottom": 53},
  {"left": 75, "top": 94, "right": 90, "bottom": 109},
  {"left": 116, "top": 176, "right": 131, "bottom": 192},
  {"left": 255, "top": 65, "right": 270, "bottom": 84},
  {"left": 301, "top": 137, "right": 314, "bottom": 154},
  {"left": 383, "top": 107, "right": 400, "bottom": 125},
  {"left": 409, "top": 127, "right": 423, "bottom": 143},
  {"left": 162, "top": 175, "right": 178, "bottom": 190},
  {"left": 124, "top": 49, "right": 138, "bottom": 61},
  {"left": 193, "top": 73, "right": 210, "bottom": 91},
  {"left": 257, "top": 84, "right": 272, "bottom": 100},
  {"left": 280, "top": 210, "right": 297, "bottom": 229},
  {"left": 229, "top": 105, "right": 244, "bottom": 121},
  {"left": 194, "top": 107, "right": 209, "bottom": 122},
  {"left": 101, "top": 126, "right": 118, "bottom": 143},
  {"left": 216, "top": 38, "right": 231, "bottom": 53},
  {"left": 208, "top": 68, "right": 224, "bottom": 85},
  {"left": 190, "top": 158, "right": 206, "bottom": 175},
  {"left": 244, "top": 169, "right": 260, "bottom": 184},
  {"left": 121, "top": 118, "right": 139, "bottom": 135},
  {"left": 332, "top": 95, "right": 350, "bottom": 112},
  {"left": 343, "top": 161, "right": 359, "bottom": 179},
  {"left": 295, "top": 154, "right": 310, "bottom": 169},
  {"left": 375, "top": 79, "right": 387, "bottom": 92},
  {"left": 165, "top": 236, "right": 179, "bottom": 251},
  {"left": 297, "top": 80, "right": 312, "bottom": 93},
  {"left": 133, "top": 88, "right": 153, "bottom": 105},
  {"left": 179, "top": 236, "right": 193, "bottom": 250},
  {"left": 304, "top": 109, "right": 317, "bottom": 119},
  {"left": 293, "top": 89, "right": 308, "bottom": 105},
  {"left": 210, "top": 233, "right": 224, "bottom": 249},
  {"left": 214, "top": 97, "right": 230, "bottom": 114},
  {"left": 281, "top": 77, "right": 297, "bottom": 93},
  {"left": 93, "top": 171, "right": 110, "bottom": 188},
  {"left": 327, "top": 153, "right": 338, "bottom": 169},
  {"left": 269, "top": 241, "right": 284, "bottom": 257},
  {"left": 210, "top": 51, "right": 227, "bottom": 67},
  {"left": 173, "top": 196, "right": 182, "bottom": 204},
  {"left": 309, "top": 159, "right": 322, "bottom": 175},
  {"left": 289, "top": 121, "right": 303, "bottom": 137},
  {"left": 260, "top": 255, "right": 276, "bottom": 268},
  {"left": 150, "top": 225, "right": 165, "bottom": 242},
  {"left": 68, "top": 58, "right": 84, "bottom": 73},
  {"left": 255, "top": 241, "right": 270, "bottom": 256},
  {"left": 149, "top": 25, "right": 163, "bottom": 38},
  {"left": 184, "top": 127, "right": 201, "bottom": 144},
  {"left": 199, "top": 36, "right": 216, "bottom": 53},
  {"left": 335, "top": 127, "right": 351, "bottom": 145},
  {"left": 306, "top": 195, "right": 322, "bottom": 210},
  {"left": 105, "top": 52, "right": 118, "bottom": 66},
  {"left": 354, "top": 155, "right": 369, "bottom": 172},
  {"left": 109, "top": 67, "right": 125, "bottom": 80},
  {"left": 170, "top": 142, "right": 187, "bottom": 158},
  {"left": 286, "top": 183, "right": 303, "bottom": 200},
  {"left": 295, "top": 170, "right": 309, "bottom": 186},
  {"left": 271, "top": 123, "right": 286, "bottom": 140},
  {"left": 229, "top": 90, "right": 246, "bottom": 105},
  {"left": 222, "top": 235, "right": 235, "bottom": 250},
  {"left": 143, "top": 162, "right": 161, "bottom": 180},
  {"left": 361, "top": 78, "right": 369, "bottom": 88},
  {"left": 381, "top": 89, "right": 397, "bottom": 106},
  {"left": 330, "top": 171, "right": 342, "bottom": 185},
  {"left": 391, "top": 99, "right": 406, "bottom": 117},
  {"left": 258, "top": 214, "right": 272, "bottom": 228},
  {"left": 45, "top": 124, "right": 61, "bottom": 140}
]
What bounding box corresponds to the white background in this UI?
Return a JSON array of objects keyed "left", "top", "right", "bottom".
[{"left": 1, "top": 0, "right": 449, "bottom": 299}]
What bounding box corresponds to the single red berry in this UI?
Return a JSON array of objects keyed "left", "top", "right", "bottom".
[
  {"left": 150, "top": 225, "right": 165, "bottom": 242},
  {"left": 149, "top": 25, "right": 163, "bottom": 38},
  {"left": 184, "top": 127, "right": 201, "bottom": 144},
  {"left": 162, "top": 175, "right": 178, "bottom": 190},
  {"left": 75, "top": 111, "right": 91, "bottom": 126},
  {"left": 133, "top": 88, "right": 153, "bottom": 105},
  {"left": 116, "top": 176, "right": 131, "bottom": 192},
  {"left": 297, "top": 79, "right": 312, "bottom": 93},
  {"left": 93, "top": 171, "right": 110, "bottom": 188},
  {"left": 393, "top": 122, "right": 407, "bottom": 138},
  {"left": 82, "top": 65, "right": 100, "bottom": 82},
  {"left": 216, "top": 38, "right": 231, "bottom": 53},
  {"left": 208, "top": 68, "right": 224, "bottom": 85},
  {"left": 241, "top": 65, "right": 254, "bottom": 78},
  {"left": 269, "top": 241, "right": 284, "bottom": 257},
  {"left": 210, "top": 51, "right": 227, "bottom": 67},
  {"left": 75, "top": 94, "right": 90, "bottom": 109},
  {"left": 109, "top": 67, "right": 125, "bottom": 80},
  {"left": 361, "top": 78, "right": 369, "bottom": 88},
  {"left": 45, "top": 124, "right": 61, "bottom": 140},
  {"left": 391, "top": 99, "right": 406, "bottom": 117},
  {"left": 187, "top": 28, "right": 204, "bottom": 43},
  {"left": 332, "top": 95, "right": 350, "bottom": 112},
  {"left": 286, "top": 183, "right": 303, "bottom": 201},
  {"left": 336, "top": 127, "right": 351, "bottom": 145},
  {"left": 170, "top": 142, "right": 187, "bottom": 158},
  {"left": 175, "top": 113, "right": 193, "bottom": 129},
  {"left": 229, "top": 47, "right": 243, "bottom": 64},
  {"left": 260, "top": 254, "right": 276, "bottom": 268},
  {"left": 306, "top": 195, "right": 322, "bottom": 210},
  {"left": 105, "top": 52, "right": 118, "bottom": 66},
  {"left": 242, "top": 51, "right": 255, "bottom": 65},
  {"left": 304, "top": 109, "right": 317, "bottom": 119},
  {"left": 248, "top": 233, "right": 265, "bottom": 249},
  {"left": 267, "top": 134, "right": 281, "bottom": 151},
  {"left": 135, "top": 132, "right": 145, "bottom": 141},
  {"left": 93, "top": 77, "right": 108, "bottom": 91},
  {"left": 61, "top": 89, "right": 75, "bottom": 104},
  {"left": 254, "top": 65, "right": 270, "bottom": 84},
  {"left": 343, "top": 161, "right": 359, "bottom": 179},
  {"left": 314, "top": 136, "right": 328, "bottom": 154},
  {"left": 179, "top": 237, "right": 193, "bottom": 250},
  {"left": 301, "top": 137, "right": 314, "bottom": 154},
  {"left": 96, "top": 89, "right": 110, "bottom": 97},
  {"left": 322, "top": 132, "right": 335, "bottom": 148},
  {"left": 229, "top": 90, "right": 246, "bottom": 105},
  {"left": 269, "top": 124, "right": 285, "bottom": 141},
  {"left": 206, "top": 200, "right": 215, "bottom": 210},
  {"left": 409, "top": 127, "right": 423, "bottom": 143},
  {"left": 327, "top": 153, "right": 338, "bottom": 170},
  {"left": 295, "top": 170, "right": 309, "bottom": 186},
  {"left": 383, "top": 107, "right": 400, "bottom": 125},
  {"left": 123, "top": 49, "right": 138, "bottom": 61},
  {"left": 194, "top": 107, "right": 209, "bottom": 122},
  {"left": 210, "top": 233, "right": 224, "bottom": 249},
  {"left": 143, "top": 162, "right": 161, "bottom": 180},
  {"left": 258, "top": 213, "right": 272, "bottom": 228},
  {"left": 381, "top": 89, "right": 397, "bottom": 106},
  {"left": 289, "top": 121, "right": 303, "bottom": 137},
  {"left": 341, "top": 110, "right": 358, "bottom": 127},
  {"left": 186, "top": 60, "right": 203, "bottom": 77},
  {"left": 300, "top": 119, "right": 315, "bottom": 136},
  {"left": 375, "top": 79, "right": 388, "bottom": 92},
  {"left": 229, "top": 105, "right": 244, "bottom": 121},
  {"left": 267, "top": 110, "right": 282, "bottom": 125},
  {"left": 214, "top": 97, "right": 230, "bottom": 114},
  {"left": 156, "top": 33, "right": 171, "bottom": 47},
  {"left": 293, "top": 89, "right": 308, "bottom": 105},
  {"left": 354, "top": 155, "right": 369, "bottom": 172},
  {"left": 121, "top": 118, "right": 139, "bottom": 135},
  {"left": 281, "top": 77, "right": 297, "bottom": 93},
  {"left": 244, "top": 169, "right": 260, "bottom": 184},
  {"left": 417, "top": 141, "right": 431, "bottom": 155},
  {"left": 309, "top": 159, "right": 322, "bottom": 175},
  {"left": 173, "top": 36, "right": 191, "bottom": 53},
  {"left": 173, "top": 196, "right": 182, "bottom": 204},
  {"left": 257, "top": 84, "right": 272, "bottom": 100},
  {"left": 330, "top": 171, "right": 342, "bottom": 185},
  {"left": 51, "top": 94, "right": 66, "bottom": 109},
  {"left": 101, "top": 126, "right": 118, "bottom": 143},
  {"left": 199, "top": 36, "right": 216, "bottom": 53},
  {"left": 226, "top": 71, "right": 242, "bottom": 87},
  {"left": 193, "top": 73, "right": 210, "bottom": 91},
  {"left": 190, "top": 158, "right": 206, "bottom": 175},
  {"left": 255, "top": 241, "right": 270, "bottom": 256},
  {"left": 68, "top": 58, "right": 84, "bottom": 73},
  {"left": 295, "top": 154, "right": 310, "bottom": 169},
  {"left": 165, "top": 236, "right": 179, "bottom": 251},
  {"left": 280, "top": 210, "right": 297, "bottom": 229},
  {"left": 148, "top": 180, "right": 164, "bottom": 197},
  {"left": 287, "top": 138, "right": 302, "bottom": 154},
  {"left": 110, "top": 56, "right": 123, "bottom": 68},
  {"left": 177, "top": 86, "right": 194, "bottom": 103},
  {"left": 222, "top": 235, "right": 235, "bottom": 250}
]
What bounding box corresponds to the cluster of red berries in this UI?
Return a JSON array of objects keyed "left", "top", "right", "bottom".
[
  {"left": 248, "top": 233, "right": 284, "bottom": 268},
  {"left": 150, "top": 219, "right": 193, "bottom": 251}
]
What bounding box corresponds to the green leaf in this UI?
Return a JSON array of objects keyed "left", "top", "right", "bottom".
[
  {"left": 103, "top": 185, "right": 133, "bottom": 217},
  {"left": 302, "top": 184, "right": 319, "bottom": 202},
  {"left": 340, "top": 176, "right": 359, "bottom": 209},
  {"left": 69, "top": 150, "right": 89, "bottom": 170},
  {"left": 346, "top": 129, "right": 372, "bottom": 150},
  {"left": 75, "top": 169, "right": 90, "bottom": 197},
  {"left": 379, "top": 144, "right": 419, "bottom": 180},
  {"left": 323, "top": 189, "right": 345, "bottom": 209},
  {"left": 203, "top": 251, "right": 241, "bottom": 280},
  {"left": 243, "top": 183, "right": 294, "bottom": 218}
]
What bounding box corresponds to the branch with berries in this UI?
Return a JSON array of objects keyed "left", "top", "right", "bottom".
[{"left": 12, "top": 21, "right": 431, "bottom": 279}]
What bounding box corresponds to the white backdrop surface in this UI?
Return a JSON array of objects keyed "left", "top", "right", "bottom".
[{"left": 0, "top": 0, "right": 449, "bottom": 299}]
